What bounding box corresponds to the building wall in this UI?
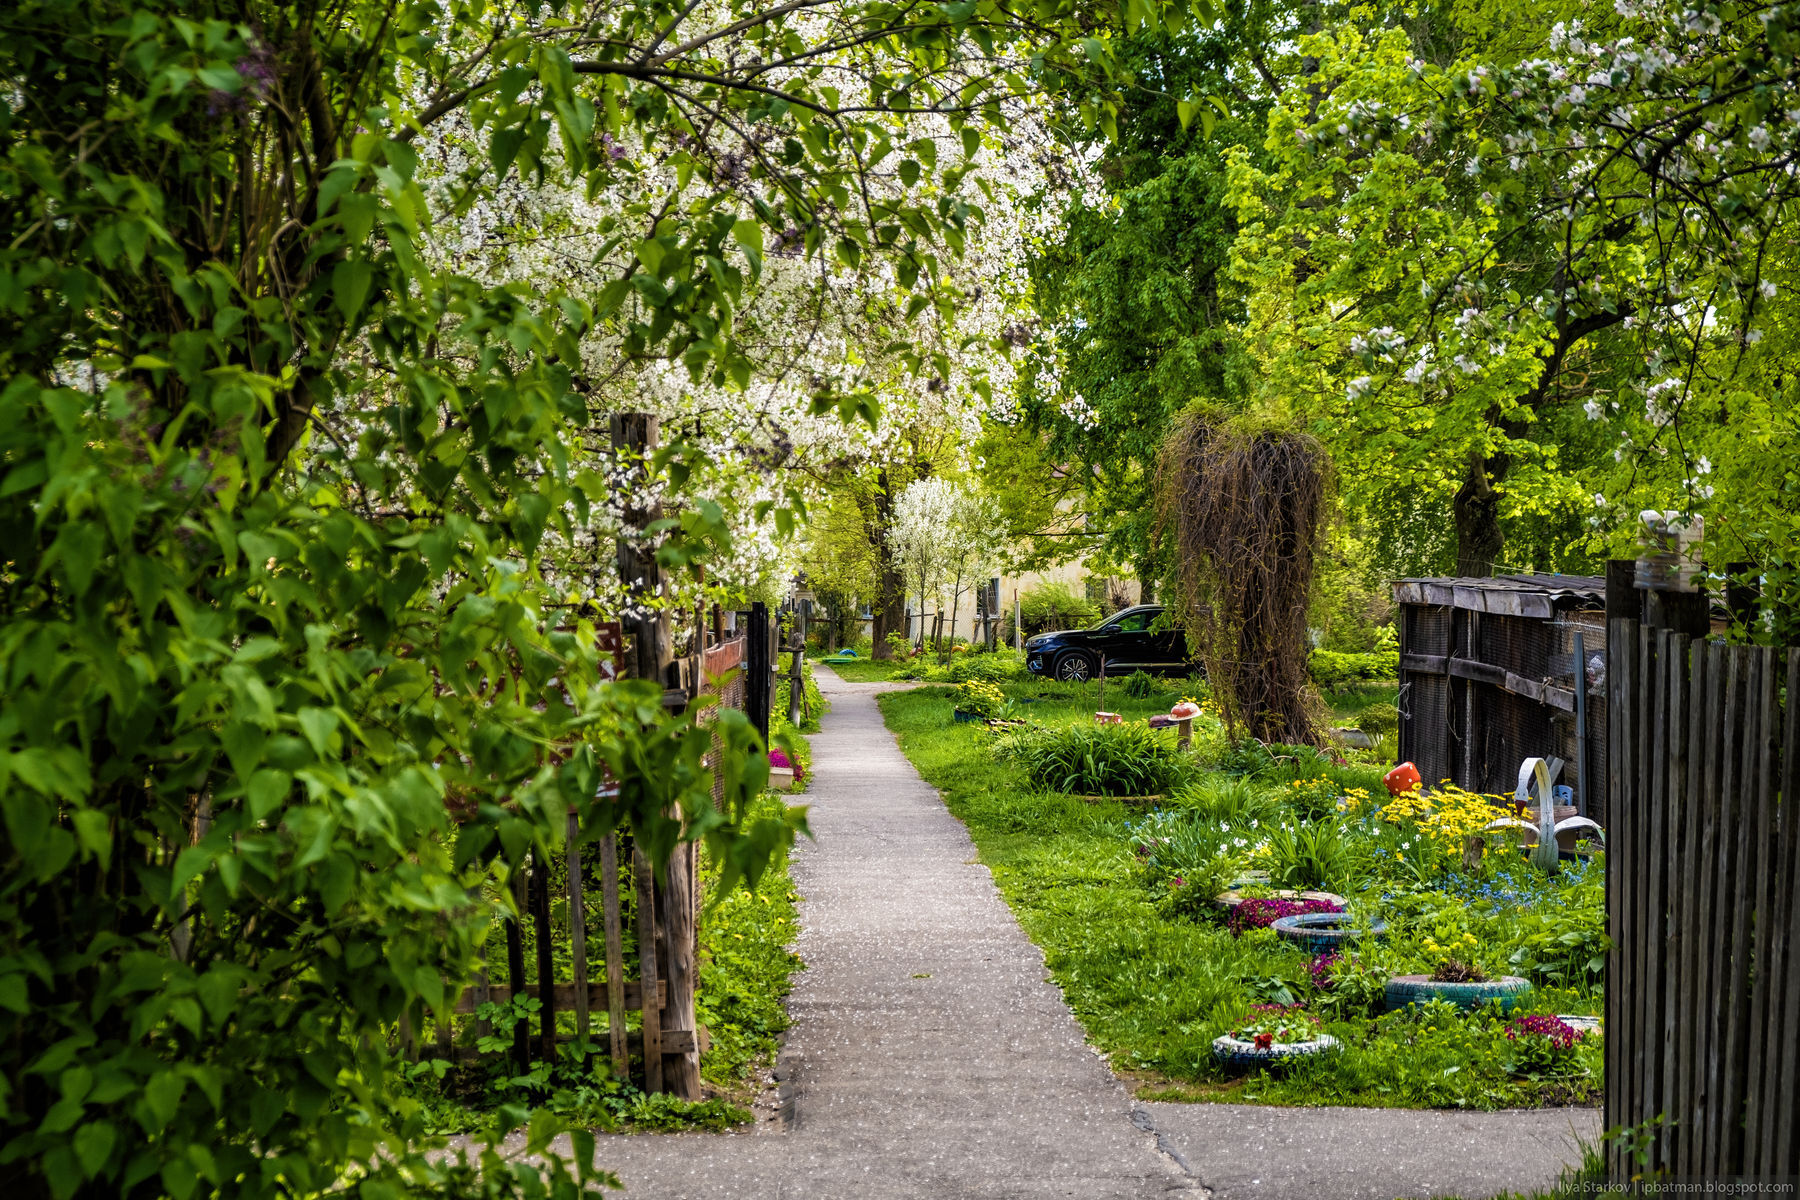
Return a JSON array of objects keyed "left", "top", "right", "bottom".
[{"left": 852, "top": 559, "right": 1142, "bottom": 646}]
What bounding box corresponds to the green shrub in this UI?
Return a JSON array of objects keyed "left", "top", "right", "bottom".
[
  {"left": 1262, "top": 819, "right": 1367, "bottom": 890},
  {"left": 1354, "top": 704, "right": 1400, "bottom": 736},
  {"left": 1118, "top": 670, "right": 1166, "bottom": 698},
  {"left": 1310, "top": 647, "right": 1401, "bottom": 688},
  {"left": 997, "top": 721, "right": 1195, "bottom": 796},
  {"left": 1167, "top": 774, "right": 1279, "bottom": 824},
  {"left": 947, "top": 653, "right": 1026, "bottom": 683},
  {"left": 949, "top": 679, "right": 1008, "bottom": 718},
  {"left": 1019, "top": 581, "right": 1100, "bottom": 635}
]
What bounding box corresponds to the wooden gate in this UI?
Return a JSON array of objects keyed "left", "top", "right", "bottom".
[{"left": 1605, "top": 619, "right": 1799, "bottom": 1179}]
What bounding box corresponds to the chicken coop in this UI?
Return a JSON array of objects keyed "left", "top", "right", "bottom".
[{"left": 1394, "top": 575, "right": 1609, "bottom": 822}]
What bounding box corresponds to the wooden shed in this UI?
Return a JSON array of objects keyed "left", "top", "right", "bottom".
[{"left": 1394, "top": 574, "right": 1608, "bottom": 821}]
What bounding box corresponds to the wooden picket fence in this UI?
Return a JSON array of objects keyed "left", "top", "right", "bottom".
[
  {"left": 1605, "top": 619, "right": 1799, "bottom": 1180},
  {"left": 404, "top": 612, "right": 774, "bottom": 1098}
]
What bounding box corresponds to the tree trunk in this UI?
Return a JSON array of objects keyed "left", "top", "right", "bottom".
[
  {"left": 869, "top": 468, "right": 906, "bottom": 659},
  {"left": 1453, "top": 451, "right": 1505, "bottom": 578}
]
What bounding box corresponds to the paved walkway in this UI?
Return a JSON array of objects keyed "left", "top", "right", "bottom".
[{"left": 569, "top": 669, "right": 1597, "bottom": 1199}]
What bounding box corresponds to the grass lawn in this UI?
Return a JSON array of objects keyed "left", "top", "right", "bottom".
[{"left": 874, "top": 675, "right": 1606, "bottom": 1111}]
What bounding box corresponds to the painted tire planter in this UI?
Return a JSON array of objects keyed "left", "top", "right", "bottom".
[
  {"left": 1271, "top": 912, "right": 1387, "bottom": 954},
  {"left": 1212, "top": 1032, "right": 1339, "bottom": 1069},
  {"left": 1384, "top": 974, "right": 1532, "bottom": 1013},
  {"left": 952, "top": 708, "right": 986, "bottom": 723}
]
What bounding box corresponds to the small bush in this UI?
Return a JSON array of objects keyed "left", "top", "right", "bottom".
[
  {"left": 949, "top": 679, "right": 1007, "bottom": 718},
  {"left": 1354, "top": 704, "right": 1400, "bottom": 736},
  {"left": 1310, "top": 647, "right": 1400, "bottom": 688},
  {"left": 947, "top": 653, "right": 1025, "bottom": 683},
  {"left": 1118, "top": 670, "right": 1165, "bottom": 698},
  {"left": 1167, "top": 774, "right": 1278, "bottom": 824},
  {"left": 1019, "top": 581, "right": 1100, "bottom": 635},
  {"left": 1262, "top": 819, "right": 1366, "bottom": 890},
  {"left": 997, "top": 721, "right": 1195, "bottom": 796}
]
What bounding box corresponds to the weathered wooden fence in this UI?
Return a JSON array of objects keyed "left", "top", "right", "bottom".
[
  {"left": 1605, "top": 618, "right": 1798, "bottom": 1179},
  {"left": 407, "top": 614, "right": 756, "bottom": 1099}
]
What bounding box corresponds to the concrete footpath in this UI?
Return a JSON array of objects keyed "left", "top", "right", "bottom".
[{"left": 563, "top": 669, "right": 1598, "bottom": 1199}]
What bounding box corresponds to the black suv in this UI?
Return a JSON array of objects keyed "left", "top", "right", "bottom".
[{"left": 1023, "top": 604, "right": 1194, "bottom": 682}]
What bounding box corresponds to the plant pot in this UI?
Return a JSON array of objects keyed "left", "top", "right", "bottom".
[
  {"left": 952, "top": 708, "right": 987, "bottom": 723},
  {"left": 1271, "top": 912, "right": 1387, "bottom": 954},
  {"left": 768, "top": 766, "right": 796, "bottom": 791},
  {"left": 1212, "top": 1032, "right": 1339, "bottom": 1069},
  {"left": 1384, "top": 974, "right": 1531, "bottom": 1013}
]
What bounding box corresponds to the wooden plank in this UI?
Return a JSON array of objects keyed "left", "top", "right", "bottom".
[
  {"left": 448, "top": 978, "right": 667, "bottom": 1016},
  {"left": 1637, "top": 629, "right": 1669, "bottom": 1144},
  {"left": 470, "top": 962, "right": 491, "bottom": 1054},
  {"left": 1718, "top": 649, "right": 1764, "bottom": 1170},
  {"left": 1603, "top": 617, "right": 1631, "bottom": 1172},
  {"left": 1677, "top": 639, "right": 1717, "bottom": 1176},
  {"left": 566, "top": 811, "right": 591, "bottom": 1048},
  {"left": 1741, "top": 648, "right": 1779, "bottom": 1169},
  {"left": 1445, "top": 656, "right": 1508, "bottom": 688},
  {"left": 1658, "top": 632, "right": 1691, "bottom": 1173},
  {"left": 506, "top": 868, "right": 530, "bottom": 1071},
  {"left": 1701, "top": 647, "right": 1746, "bottom": 1175},
  {"left": 531, "top": 851, "right": 557, "bottom": 1065},
  {"left": 1399, "top": 652, "right": 1449, "bottom": 675},
  {"left": 600, "top": 834, "right": 629, "bottom": 1078},
  {"left": 634, "top": 845, "right": 664, "bottom": 1093},
  {"left": 658, "top": 838, "right": 702, "bottom": 1100},
  {"left": 1763, "top": 649, "right": 1800, "bottom": 1176},
  {"left": 1626, "top": 624, "right": 1650, "bottom": 1145}
]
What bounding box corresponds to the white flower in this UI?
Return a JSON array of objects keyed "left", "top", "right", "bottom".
[
  {"left": 1760, "top": 280, "right": 1778, "bottom": 299},
  {"left": 1749, "top": 126, "right": 1772, "bottom": 152},
  {"left": 1593, "top": 492, "right": 1607, "bottom": 507},
  {"left": 1584, "top": 398, "right": 1604, "bottom": 420}
]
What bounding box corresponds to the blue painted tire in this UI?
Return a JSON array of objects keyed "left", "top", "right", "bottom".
[
  {"left": 1271, "top": 912, "right": 1387, "bottom": 954},
  {"left": 1212, "top": 1033, "right": 1339, "bottom": 1069},
  {"left": 1384, "top": 974, "right": 1531, "bottom": 1013},
  {"left": 952, "top": 708, "right": 985, "bottom": 723}
]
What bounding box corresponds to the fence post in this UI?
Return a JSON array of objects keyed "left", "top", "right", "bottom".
[{"left": 747, "top": 602, "right": 771, "bottom": 743}]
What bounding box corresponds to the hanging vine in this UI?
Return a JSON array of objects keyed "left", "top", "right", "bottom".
[{"left": 1157, "top": 411, "right": 1330, "bottom": 744}]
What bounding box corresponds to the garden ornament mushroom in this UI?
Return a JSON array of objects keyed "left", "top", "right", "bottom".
[
  {"left": 1484, "top": 756, "right": 1605, "bottom": 874},
  {"left": 1170, "top": 699, "right": 1202, "bottom": 721}
]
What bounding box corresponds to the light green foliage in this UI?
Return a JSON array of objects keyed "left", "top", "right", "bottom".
[
  {"left": 1017, "top": 581, "right": 1100, "bottom": 635},
  {"left": 996, "top": 721, "right": 1197, "bottom": 796},
  {"left": 949, "top": 679, "right": 1009, "bottom": 718},
  {"left": 0, "top": 0, "right": 1183, "bottom": 1193}
]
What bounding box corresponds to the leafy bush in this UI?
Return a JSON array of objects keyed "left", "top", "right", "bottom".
[
  {"left": 1167, "top": 774, "right": 1278, "bottom": 824},
  {"left": 1354, "top": 704, "right": 1400, "bottom": 736},
  {"left": 1262, "top": 819, "right": 1366, "bottom": 890},
  {"left": 1118, "top": 670, "right": 1166, "bottom": 698},
  {"left": 997, "top": 721, "right": 1195, "bottom": 796},
  {"left": 1018, "top": 581, "right": 1100, "bottom": 635},
  {"left": 1310, "top": 647, "right": 1401, "bottom": 688},
  {"left": 946, "top": 653, "right": 1026, "bottom": 683},
  {"left": 949, "top": 679, "right": 1008, "bottom": 718}
]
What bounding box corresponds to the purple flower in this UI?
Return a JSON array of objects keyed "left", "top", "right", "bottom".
[
  {"left": 769, "top": 748, "right": 802, "bottom": 780},
  {"left": 1311, "top": 951, "right": 1340, "bottom": 990},
  {"left": 1506, "top": 1014, "right": 1583, "bottom": 1049},
  {"left": 1226, "top": 896, "right": 1343, "bottom": 936}
]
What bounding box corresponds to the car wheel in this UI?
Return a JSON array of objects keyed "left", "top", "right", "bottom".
[{"left": 1055, "top": 652, "right": 1096, "bottom": 682}]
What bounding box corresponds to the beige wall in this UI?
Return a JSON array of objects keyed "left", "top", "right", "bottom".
[{"left": 858, "top": 560, "right": 1141, "bottom": 645}]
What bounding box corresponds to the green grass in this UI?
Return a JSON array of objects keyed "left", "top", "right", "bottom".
[{"left": 876, "top": 682, "right": 1604, "bottom": 1111}]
